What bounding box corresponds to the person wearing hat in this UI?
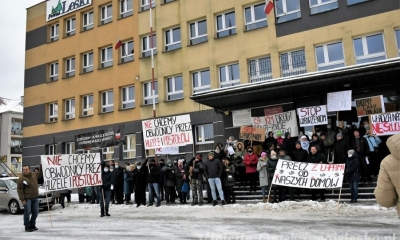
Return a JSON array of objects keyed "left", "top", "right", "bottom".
[
  {"left": 309, "top": 134, "right": 325, "bottom": 157},
  {"left": 266, "top": 150, "right": 282, "bottom": 203},
  {"left": 300, "top": 135, "right": 310, "bottom": 153},
  {"left": 276, "top": 131, "right": 284, "bottom": 146},
  {"left": 147, "top": 159, "right": 161, "bottom": 207},
  {"left": 204, "top": 151, "right": 225, "bottom": 206},
  {"left": 188, "top": 155, "right": 204, "bottom": 206},
  {"left": 345, "top": 149, "right": 360, "bottom": 203},
  {"left": 257, "top": 152, "right": 269, "bottom": 203},
  {"left": 243, "top": 146, "right": 259, "bottom": 193},
  {"left": 333, "top": 133, "right": 351, "bottom": 164},
  {"left": 161, "top": 159, "right": 176, "bottom": 205},
  {"left": 132, "top": 160, "right": 148, "bottom": 207}
]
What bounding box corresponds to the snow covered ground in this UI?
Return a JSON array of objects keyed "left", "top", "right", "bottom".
[{"left": 0, "top": 194, "right": 398, "bottom": 240}]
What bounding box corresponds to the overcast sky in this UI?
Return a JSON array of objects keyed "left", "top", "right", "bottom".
[{"left": 0, "top": 0, "right": 44, "bottom": 100}]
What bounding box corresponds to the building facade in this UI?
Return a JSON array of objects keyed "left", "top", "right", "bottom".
[{"left": 24, "top": 0, "right": 399, "bottom": 164}]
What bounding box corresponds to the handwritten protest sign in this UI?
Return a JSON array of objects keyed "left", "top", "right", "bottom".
[
  {"left": 327, "top": 90, "right": 352, "bottom": 112},
  {"left": 370, "top": 111, "right": 400, "bottom": 136},
  {"left": 251, "top": 110, "right": 299, "bottom": 137},
  {"left": 142, "top": 114, "right": 193, "bottom": 150},
  {"left": 239, "top": 126, "right": 266, "bottom": 142},
  {"left": 232, "top": 109, "right": 252, "bottom": 127},
  {"left": 155, "top": 146, "right": 180, "bottom": 155},
  {"left": 355, "top": 95, "right": 385, "bottom": 117},
  {"left": 272, "top": 159, "right": 345, "bottom": 189},
  {"left": 297, "top": 105, "right": 328, "bottom": 127},
  {"left": 40, "top": 153, "right": 102, "bottom": 191}
]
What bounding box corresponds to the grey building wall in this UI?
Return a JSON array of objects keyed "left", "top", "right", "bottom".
[
  {"left": 24, "top": 64, "right": 47, "bottom": 89},
  {"left": 26, "top": 26, "right": 47, "bottom": 51},
  {"left": 23, "top": 104, "right": 45, "bottom": 127}
]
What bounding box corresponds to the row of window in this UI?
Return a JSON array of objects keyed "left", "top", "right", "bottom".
[{"left": 46, "top": 123, "right": 214, "bottom": 158}]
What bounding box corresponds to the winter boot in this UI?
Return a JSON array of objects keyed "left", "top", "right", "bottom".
[
  {"left": 263, "top": 197, "right": 267, "bottom": 203},
  {"left": 106, "top": 210, "right": 111, "bottom": 216}
]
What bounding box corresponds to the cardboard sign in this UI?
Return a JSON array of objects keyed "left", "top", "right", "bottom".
[
  {"left": 251, "top": 110, "right": 299, "bottom": 137},
  {"left": 239, "top": 126, "right": 266, "bottom": 142},
  {"left": 155, "top": 146, "right": 180, "bottom": 155},
  {"left": 370, "top": 111, "right": 400, "bottom": 136},
  {"left": 232, "top": 109, "right": 252, "bottom": 127},
  {"left": 272, "top": 159, "right": 345, "bottom": 189},
  {"left": 327, "top": 90, "right": 352, "bottom": 112},
  {"left": 297, "top": 105, "right": 328, "bottom": 127},
  {"left": 355, "top": 95, "right": 385, "bottom": 117},
  {"left": 41, "top": 153, "right": 102, "bottom": 191},
  {"left": 142, "top": 114, "right": 193, "bottom": 149}
]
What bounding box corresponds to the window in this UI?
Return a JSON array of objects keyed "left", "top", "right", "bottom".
[
  {"left": 82, "top": 52, "right": 94, "bottom": 73},
  {"left": 49, "top": 102, "right": 58, "bottom": 122},
  {"left": 353, "top": 33, "right": 386, "bottom": 64},
  {"left": 121, "top": 86, "right": 135, "bottom": 109},
  {"left": 195, "top": 124, "right": 214, "bottom": 152},
  {"left": 11, "top": 140, "right": 23, "bottom": 154},
  {"left": 141, "top": 0, "right": 155, "bottom": 11},
  {"left": 65, "top": 17, "right": 76, "bottom": 36},
  {"left": 101, "top": 90, "right": 114, "bottom": 113},
  {"left": 315, "top": 42, "right": 345, "bottom": 71},
  {"left": 123, "top": 134, "right": 136, "bottom": 158},
  {"left": 121, "top": 40, "right": 134, "bottom": 63},
  {"left": 101, "top": 46, "right": 113, "bottom": 68},
  {"left": 120, "top": 0, "right": 133, "bottom": 18},
  {"left": 50, "top": 23, "right": 59, "bottom": 41},
  {"left": 166, "top": 75, "right": 183, "bottom": 100},
  {"left": 103, "top": 147, "right": 114, "bottom": 160},
  {"left": 65, "top": 98, "right": 75, "bottom": 119},
  {"left": 163, "top": 0, "right": 175, "bottom": 3},
  {"left": 65, "top": 57, "right": 75, "bottom": 77},
  {"left": 47, "top": 144, "right": 57, "bottom": 155},
  {"left": 248, "top": 57, "right": 272, "bottom": 82},
  {"left": 143, "top": 81, "right": 158, "bottom": 105},
  {"left": 309, "top": 0, "right": 338, "bottom": 15},
  {"left": 275, "top": 0, "right": 301, "bottom": 23},
  {"left": 65, "top": 142, "right": 75, "bottom": 154},
  {"left": 165, "top": 27, "right": 181, "bottom": 51},
  {"left": 280, "top": 49, "right": 307, "bottom": 77},
  {"left": 192, "top": 69, "right": 211, "bottom": 93},
  {"left": 49, "top": 62, "right": 58, "bottom": 81},
  {"left": 396, "top": 29, "right": 400, "bottom": 56},
  {"left": 82, "top": 94, "right": 94, "bottom": 116},
  {"left": 101, "top": 4, "right": 113, "bottom": 25},
  {"left": 244, "top": 3, "right": 267, "bottom": 31},
  {"left": 347, "top": 0, "right": 371, "bottom": 5},
  {"left": 216, "top": 11, "right": 236, "bottom": 38},
  {"left": 189, "top": 19, "right": 207, "bottom": 45},
  {"left": 219, "top": 63, "right": 240, "bottom": 88},
  {"left": 142, "top": 34, "right": 157, "bottom": 57},
  {"left": 82, "top": 11, "right": 94, "bottom": 31}
]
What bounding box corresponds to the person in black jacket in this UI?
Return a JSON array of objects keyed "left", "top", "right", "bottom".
[
  {"left": 100, "top": 164, "right": 114, "bottom": 217},
  {"left": 147, "top": 159, "right": 161, "bottom": 207},
  {"left": 204, "top": 152, "right": 225, "bottom": 206},
  {"left": 132, "top": 160, "right": 148, "bottom": 207},
  {"left": 345, "top": 150, "right": 360, "bottom": 203},
  {"left": 308, "top": 146, "right": 327, "bottom": 201},
  {"left": 188, "top": 155, "right": 204, "bottom": 206},
  {"left": 351, "top": 129, "right": 371, "bottom": 183},
  {"left": 290, "top": 141, "right": 308, "bottom": 163},
  {"left": 161, "top": 159, "right": 176, "bottom": 205},
  {"left": 112, "top": 161, "right": 124, "bottom": 204},
  {"left": 283, "top": 132, "right": 296, "bottom": 153},
  {"left": 309, "top": 134, "right": 325, "bottom": 155},
  {"left": 263, "top": 131, "right": 277, "bottom": 151},
  {"left": 333, "top": 133, "right": 351, "bottom": 164}
]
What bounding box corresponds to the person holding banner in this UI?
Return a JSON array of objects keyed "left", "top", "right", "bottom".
[
  {"left": 266, "top": 151, "right": 282, "bottom": 203},
  {"left": 345, "top": 150, "right": 360, "bottom": 203},
  {"left": 100, "top": 164, "right": 114, "bottom": 217},
  {"left": 308, "top": 146, "right": 327, "bottom": 201},
  {"left": 132, "top": 160, "right": 148, "bottom": 207},
  {"left": 257, "top": 152, "right": 269, "bottom": 203}
]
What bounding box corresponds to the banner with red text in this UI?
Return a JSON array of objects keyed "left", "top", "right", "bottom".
[
  {"left": 272, "top": 159, "right": 345, "bottom": 189},
  {"left": 142, "top": 114, "right": 193, "bottom": 150},
  {"left": 251, "top": 110, "right": 299, "bottom": 137},
  {"left": 370, "top": 111, "right": 400, "bottom": 136},
  {"left": 40, "top": 153, "right": 102, "bottom": 191},
  {"left": 297, "top": 105, "right": 328, "bottom": 127}
]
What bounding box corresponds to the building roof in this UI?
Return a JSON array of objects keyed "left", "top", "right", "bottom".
[{"left": 0, "top": 98, "right": 23, "bottom": 114}]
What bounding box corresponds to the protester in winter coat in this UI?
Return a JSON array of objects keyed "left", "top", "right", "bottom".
[
  {"left": 308, "top": 146, "right": 327, "bottom": 201},
  {"left": 300, "top": 136, "right": 310, "bottom": 153},
  {"left": 364, "top": 129, "right": 382, "bottom": 177},
  {"left": 112, "top": 161, "right": 124, "bottom": 205},
  {"left": 158, "top": 159, "right": 165, "bottom": 202},
  {"left": 257, "top": 152, "right": 269, "bottom": 203},
  {"left": 374, "top": 133, "right": 400, "bottom": 218},
  {"left": 291, "top": 141, "right": 308, "bottom": 163},
  {"left": 161, "top": 159, "right": 176, "bottom": 205},
  {"left": 333, "top": 133, "right": 351, "bottom": 164},
  {"left": 276, "top": 131, "right": 284, "bottom": 146},
  {"left": 345, "top": 150, "right": 360, "bottom": 203},
  {"left": 326, "top": 123, "right": 336, "bottom": 142},
  {"left": 309, "top": 134, "right": 325, "bottom": 155},
  {"left": 147, "top": 159, "right": 161, "bottom": 207},
  {"left": 175, "top": 159, "right": 188, "bottom": 204},
  {"left": 222, "top": 158, "right": 236, "bottom": 204},
  {"left": 264, "top": 131, "right": 277, "bottom": 150},
  {"left": 132, "top": 160, "right": 148, "bottom": 207},
  {"left": 123, "top": 165, "right": 134, "bottom": 205},
  {"left": 204, "top": 151, "right": 225, "bottom": 206},
  {"left": 213, "top": 145, "right": 225, "bottom": 162},
  {"left": 320, "top": 133, "right": 333, "bottom": 161},
  {"left": 100, "top": 164, "right": 114, "bottom": 217},
  {"left": 188, "top": 155, "right": 204, "bottom": 206},
  {"left": 243, "top": 146, "right": 259, "bottom": 192},
  {"left": 283, "top": 133, "right": 296, "bottom": 153},
  {"left": 224, "top": 136, "right": 236, "bottom": 161},
  {"left": 109, "top": 166, "right": 115, "bottom": 204},
  {"left": 351, "top": 129, "right": 371, "bottom": 183},
  {"left": 234, "top": 142, "right": 247, "bottom": 188},
  {"left": 266, "top": 151, "right": 282, "bottom": 203}
]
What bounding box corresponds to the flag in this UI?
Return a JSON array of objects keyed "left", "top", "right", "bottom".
[
  {"left": 264, "top": 1, "right": 274, "bottom": 15},
  {"left": 115, "top": 39, "right": 122, "bottom": 50}
]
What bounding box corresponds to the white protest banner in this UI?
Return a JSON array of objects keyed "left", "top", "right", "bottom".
[
  {"left": 272, "top": 159, "right": 345, "bottom": 189},
  {"left": 297, "top": 105, "right": 328, "bottom": 127},
  {"left": 327, "top": 90, "right": 352, "bottom": 112},
  {"left": 155, "top": 146, "right": 180, "bottom": 155},
  {"left": 251, "top": 110, "right": 299, "bottom": 137},
  {"left": 142, "top": 114, "right": 193, "bottom": 150},
  {"left": 232, "top": 109, "right": 252, "bottom": 127},
  {"left": 40, "top": 153, "right": 102, "bottom": 191},
  {"left": 370, "top": 111, "right": 400, "bottom": 136}
]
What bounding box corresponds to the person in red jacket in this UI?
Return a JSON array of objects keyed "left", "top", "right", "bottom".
[{"left": 243, "top": 146, "right": 259, "bottom": 192}]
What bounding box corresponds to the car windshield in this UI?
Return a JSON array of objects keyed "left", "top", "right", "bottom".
[{"left": 5, "top": 179, "right": 18, "bottom": 191}]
